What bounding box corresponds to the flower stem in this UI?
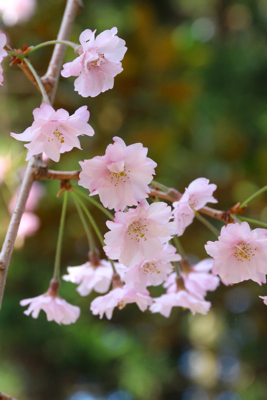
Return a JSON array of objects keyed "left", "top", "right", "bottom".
[
  {"left": 72, "top": 193, "right": 97, "bottom": 253},
  {"left": 237, "top": 216, "right": 267, "bottom": 229},
  {"left": 72, "top": 191, "right": 105, "bottom": 246},
  {"left": 172, "top": 235, "right": 186, "bottom": 259},
  {"left": 27, "top": 40, "right": 77, "bottom": 55},
  {"left": 195, "top": 213, "right": 220, "bottom": 237},
  {"left": 53, "top": 190, "right": 68, "bottom": 280},
  {"left": 73, "top": 188, "right": 114, "bottom": 220},
  {"left": 240, "top": 185, "right": 267, "bottom": 208},
  {"left": 150, "top": 180, "right": 169, "bottom": 192},
  {"left": 23, "top": 58, "right": 50, "bottom": 104}
]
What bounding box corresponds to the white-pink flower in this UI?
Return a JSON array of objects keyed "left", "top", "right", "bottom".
[
  {"left": 150, "top": 290, "right": 211, "bottom": 318},
  {"left": 90, "top": 285, "right": 152, "bottom": 319},
  {"left": 165, "top": 259, "right": 220, "bottom": 298},
  {"left": 104, "top": 200, "right": 174, "bottom": 267},
  {"left": 79, "top": 136, "right": 157, "bottom": 211},
  {"left": 121, "top": 244, "right": 181, "bottom": 290},
  {"left": 10, "top": 104, "right": 94, "bottom": 162},
  {"left": 173, "top": 178, "right": 217, "bottom": 236},
  {"left": 0, "top": 33, "right": 8, "bottom": 85},
  {"left": 62, "top": 259, "right": 115, "bottom": 296},
  {"left": 205, "top": 222, "right": 267, "bottom": 285},
  {"left": 61, "top": 27, "right": 127, "bottom": 98},
  {"left": 0, "top": 0, "right": 36, "bottom": 26},
  {"left": 20, "top": 293, "right": 80, "bottom": 324}
]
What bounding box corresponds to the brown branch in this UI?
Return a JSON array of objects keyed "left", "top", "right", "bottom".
[
  {"left": 0, "top": 0, "right": 82, "bottom": 310},
  {"left": 0, "top": 392, "right": 17, "bottom": 400},
  {"left": 41, "top": 0, "right": 83, "bottom": 103},
  {"left": 34, "top": 166, "right": 80, "bottom": 181}
]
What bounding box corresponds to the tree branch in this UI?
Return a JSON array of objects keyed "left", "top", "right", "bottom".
[
  {"left": 0, "top": 0, "right": 83, "bottom": 310},
  {"left": 41, "top": 0, "right": 83, "bottom": 103}
]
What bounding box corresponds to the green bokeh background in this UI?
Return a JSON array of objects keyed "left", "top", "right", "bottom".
[{"left": 1, "top": 0, "right": 267, "bottom": 399}]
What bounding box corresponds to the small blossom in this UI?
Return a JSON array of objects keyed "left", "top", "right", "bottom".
[
  {"left": 61, "top": 27, "right": 127, "bottom": 98},
  {"left": 205, "top": 222, "right": 267, "bottom": 285},
  {"left": 20, "top": 280, "right": 80, "bottom": 325},
  {"left": 173, "top": 178, "right": 217, "bottom": 236},
  {"left": 121, "top": 244, "right": 181, "bottom": 290},
  {"left": 0, "top": 0, "right": 36, "bottom": 26},
  {"left": 63, "top": 259, "right": 116, "bottom": 296},
  {"left": 79, "top": 136, "right": 157, "bottom": 211},
  {"left": 104, "top": 200, "right": 175, "bottom": 267},
  {"left": 150, "top": 290, "right": 211, "bottom": 318},
  {"left": 10, "top": 104, "right": 94, "bottom": 162},
  {"left": 90, "top": 285, "right": 152, "bottom": 319}
]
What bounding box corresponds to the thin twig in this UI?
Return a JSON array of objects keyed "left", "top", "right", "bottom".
[
  {"left": 0, "top": 0, "right": 82, "bottom": 309},
  {"left": 41, "top": 0, "right": 83, "bottom": 103},
  {"left": 0, "top": 392, "right": 17, "bottom": 400}
]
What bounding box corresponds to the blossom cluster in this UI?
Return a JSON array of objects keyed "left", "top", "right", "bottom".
[{"left": 5, "top": 25, "right": 267, "bottom": 325}]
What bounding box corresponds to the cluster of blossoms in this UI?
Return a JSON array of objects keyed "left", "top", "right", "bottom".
[{"left": 5, "top": 26, "right": 267, "bottom": 325}]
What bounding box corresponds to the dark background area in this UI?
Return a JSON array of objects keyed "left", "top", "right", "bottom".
[{"left": 1, "top": 0, "right": 267, "bottom": 399}]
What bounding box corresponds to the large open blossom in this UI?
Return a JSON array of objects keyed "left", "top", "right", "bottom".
[
  {"left": 11, "top": 104, "right": 94, "bottom": 162},
  {"left": 90, "top": 285, "right": 152, "bottom": 319},
  {"left": 0, "top": 33, "right": 7, "bottom": 85},
  {"left": 205, "top": 222, "right": 267, "bottom": 285},
  {"left": 20, "top": 293, "right": 80, "bottom": 324},
  {"left": 61, "top": 27, "right": 127, "bottom": 97},
  {"left": 63, "top": 259, "right": 117, "bottom": 296},
  {"left": 104, "top": 200, "right": 174, "bottom": 267},
  {"left": 173, "top": 178, "right": 217, "bottom": 236},
  {"left": 79, "top": 137, "right": 157, "bottom": 211}
]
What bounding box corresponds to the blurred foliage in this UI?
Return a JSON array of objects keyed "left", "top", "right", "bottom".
[{"left": 1, "top": 0, "right": 267, "bottom": 399}]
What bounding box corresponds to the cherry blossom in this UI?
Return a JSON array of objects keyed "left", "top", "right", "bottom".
[
  {"left": 165, "top": 259, "right": 220, "bottom": 298},
  {"left": 150, "top": 291, "right": 211, "bottom": 318},
  {"left": 104, "top": 200, "right": 174, "bottom": 267},
  {"left": 61, "top": 27, "right": 127, "bottom": 98},
  {"left": 79, "top": 136, "right": 157, "bottom": 211},
  {"left": 205, "top": 222, "right": 267, "bottom": 285},
  {"left": 20, "top": 293, "right": 80, "bottom": 324},
  {"left": 0, "top": 0, "right": 36, "bottom": 26},
  {"left": 90, "top": 285, "right": 152, "bottom": 319},
  {"left": 0, "top": 33, "right": 8, "bottom": 85},
  {"left": 173, "top": 177, "right": 217, "bottom": 236},
  {"left": 62, "top": 259, "right": 117, "bottom": 296},
  {"left": 11, "top": 104, "right": 94, "bottom": 162},
  {"left": 121, "top": 244, "right": 181, "bottom": 290},
  {"left": 259, "top": 296, "right": 267, "bottom": 306}
]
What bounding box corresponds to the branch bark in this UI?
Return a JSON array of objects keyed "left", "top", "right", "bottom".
[{"left": 0, "top": 0, "right": 83, "bottom": 310}]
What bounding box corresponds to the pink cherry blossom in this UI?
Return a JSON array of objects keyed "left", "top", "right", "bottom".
[
  {"left": 104, "top": 200, "right": 175, "bottom": 267},
  {"left": 0, "top": 33, "right": 8, "bottom": 85},
  {"left": 20, "top": 293, "right": 80, "bottom": 324},
  {"left": 205, "top": 222, "right": 267, "bottom": 285},
  {"left": 90, "top": 285, "right": 152, "bottom": 319},
  {"left": 61, "top": 27, "right": 127, "bottom": 98},
  {"left": 150, "top": 290, "right": 211, "bottom": 318},
  {"left": 79, "top": 136, "right": 157, "bottom": 211},
  {"left": 165, "top": 260, "right": 219, "bottom": 298},
  {"left": 121, "top": 244, "right": 181, "bottom": 290},
  {"left": 173, "top": 178, "right": 217, "bottom": 236},
  {"left": 0, "top": 0, "right": 36, "bottom": 26},
  {"left": 259, "top": 296, "right": 267, "bottom": 306},
  {"left": 62, "top": 259, "right": 117, "bottom": 296},
  {"left": 10, "top": 104, "right": 94, "bottom": 162}
]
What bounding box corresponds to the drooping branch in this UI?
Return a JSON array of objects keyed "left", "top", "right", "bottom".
[{"left": 0, "top": 0, "right": 83, "bottom": 310}]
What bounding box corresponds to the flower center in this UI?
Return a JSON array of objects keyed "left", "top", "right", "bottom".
[
  {"left": 234, "top": 242, "right": 256, "bottom": 262},
  {"left": 48, "top": 127, "right": 64, "bottom": 144},
  {"left": 189, "top": 196, "right": 198, "bottom": 209},
  {"left": 127, "top": 219, "right": 148, "bottom": 242},
  {"left": 142, "top": 262, "right": 160, "bottom": 275},
  {"left": 87, "top": 53, "right": 105, "bottom": 69},
  {"left": 108, "top": 167, "right": 130, "bottom": 186}
]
